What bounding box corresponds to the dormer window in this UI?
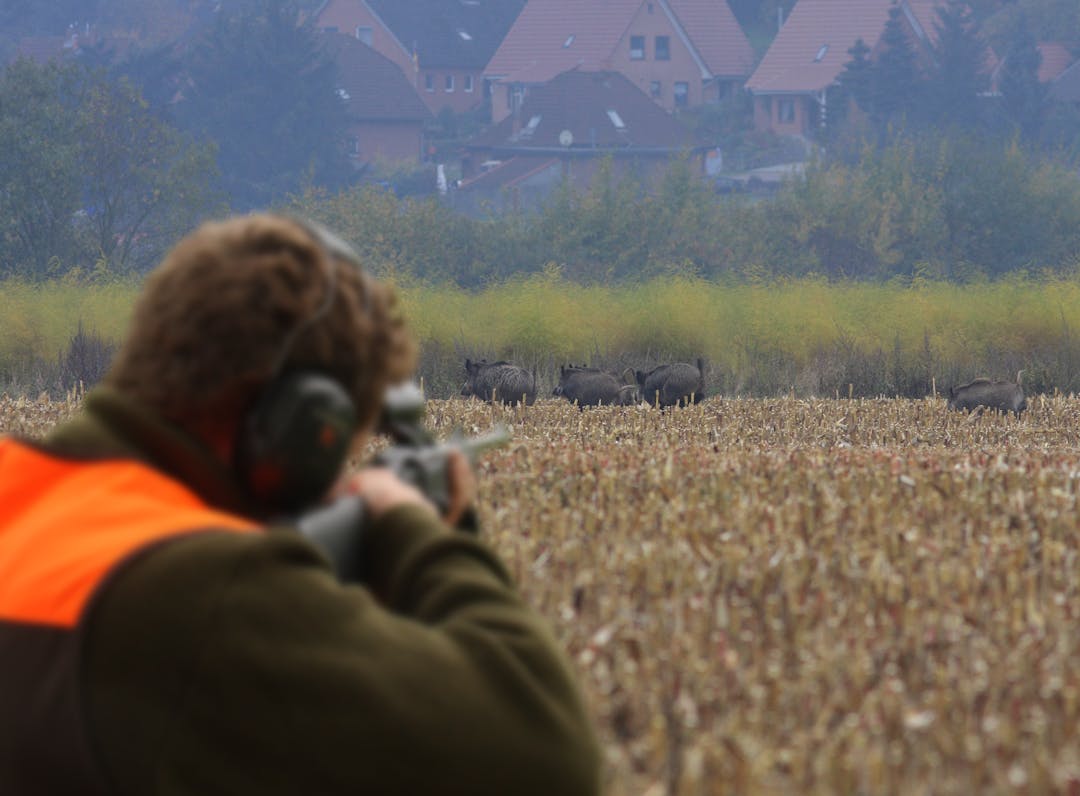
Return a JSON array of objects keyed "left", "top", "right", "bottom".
[
  {"left": 814, "top": 44, "right": 829, "bottom": 62},
  {"left": 563, "top": 34, "right": 575, "bottom": 48},
  {"left": 520, "top": 114, "right": 542, "bottom": 138},
  {"left": 606, "top": 110, "right": 626, "bottom": 130}
]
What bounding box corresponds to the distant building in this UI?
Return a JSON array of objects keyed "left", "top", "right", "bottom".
[
  {"left": 456, "top": 69, "right": 703, "bottom": 212},
  {"left": 745, "top": 0, "right": 946, "bottom": 137},
  {"left": 321, "top": 33, "right": 433, "bottom": 166},
  {"left": 484, "top": 0, "right": 754, "bottom": 122},
  {"left": 313, "top": 0, "right": 526, "bottom": 116}
]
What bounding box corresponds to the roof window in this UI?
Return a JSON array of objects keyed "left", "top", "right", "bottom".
[
  {"left": 563, "top": 34, "right": 575, "bottom": 48},
  {"left": 814, "top": 44, "right": 828, "bottom": 62},
  {"left": 606, "top": 110, "right": 626, "bottom": 130},
  {"left": 335, "top": 88, "right": 350, "bottom": 100},
  {"left": 457, "top": 29, "right": 473, "bottom": 41},
  {"left": 520, "top": 114, "right": 542, "bottom": 137}
]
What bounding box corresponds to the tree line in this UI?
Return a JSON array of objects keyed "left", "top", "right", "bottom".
[{"left": 3, "top": 0, "right": 1080, "bottom": 282}]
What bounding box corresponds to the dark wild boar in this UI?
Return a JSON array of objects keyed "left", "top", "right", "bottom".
[
  {"left": 553, "top": 365, "right": 637, "bottom": 407},
  {"left": 461, "top": 359, "right": 536, "bottom": 405},
  {"left": 947, "top": 370, "right": 1026, "bottom": 416},
  {"left": 636, "top": 358, "right": 706, "bottom": 408}
]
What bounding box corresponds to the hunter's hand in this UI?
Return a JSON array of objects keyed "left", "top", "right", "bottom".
[
  {"left": 443, "top": 450, "right": 477, "bottom": 527},
  {"left": 333, "top": 468, "right": 439, "bottom": 523},
  {"left": 331, "top": 452, "right": 476, "bottom": 527}
]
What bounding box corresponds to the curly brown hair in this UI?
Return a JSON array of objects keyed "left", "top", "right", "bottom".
[{"left": 106, "top": 214, "right": 416, "bottom": 441}]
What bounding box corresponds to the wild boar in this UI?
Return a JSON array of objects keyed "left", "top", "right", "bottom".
[
  {"left": 553, "top": 365, "right": 635, "bottom": 407},
  {"left": 461, "top": 359, "right": 536, "bottom": 405},
  {"left": 636, "top": 358, "right": 706, "bottom": 408},
  {"left": 947, "top": 370, "right": 1026, "bottom": 416}
]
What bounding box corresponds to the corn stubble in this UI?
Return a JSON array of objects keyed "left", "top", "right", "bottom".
[{"left": 8, "top": 394, "right": 1080, "bottom": 794}]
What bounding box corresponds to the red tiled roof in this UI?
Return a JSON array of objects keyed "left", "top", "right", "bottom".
[
  {"left": 668, "top": 0, "right": 755, "bottom": 77},
  {"left": 321, "top": 33, "right": 432, "bottom": 122},
  {"left": 746, "top": 0, "right": 948, "bottom": 94},
  {"left": 1037, "top": 42, "right": 1074, "bottom": 83},
  {"left": 485, "top": 0, "right": 643, "bottom": 84},
  {"left": 468, "top": 69, "right": 699, "bottom": 150},
  {"left": 458, "top": 156, "right": 560, "bottom": 191}
]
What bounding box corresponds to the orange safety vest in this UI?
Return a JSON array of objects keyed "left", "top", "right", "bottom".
[{"left": 0, "top": 438, "right": 260, "bottom": 794}]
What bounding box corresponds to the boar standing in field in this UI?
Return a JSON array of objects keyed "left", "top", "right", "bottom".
[
  {"left": 947, "top": 371, "right": 1027, "bottom": 416},
  {"left": 553, "top": 365, "right": 638, "bottom": 407},
  {"left": 461, "top": 359, "right": 537, "bottom": 405},
  {"left": 636, "top": 358, "right": 706, "bottom": 408}
]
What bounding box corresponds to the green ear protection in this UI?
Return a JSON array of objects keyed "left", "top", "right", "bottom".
[{"left": 233, "top": 218, "right": 366, "bottom": 513}]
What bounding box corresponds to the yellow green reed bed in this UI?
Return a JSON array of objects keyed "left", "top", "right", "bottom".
[{"left": 4, "top": 274, "right": 1080, "bottom": 397}]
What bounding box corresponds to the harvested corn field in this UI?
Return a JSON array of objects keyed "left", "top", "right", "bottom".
[{"left": 6, "top": 394, "right": 1080, "bottom": 794}]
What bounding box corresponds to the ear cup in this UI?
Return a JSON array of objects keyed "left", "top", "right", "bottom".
[{"left": 235, "top": 371, "right": 358, "bottom": 512}]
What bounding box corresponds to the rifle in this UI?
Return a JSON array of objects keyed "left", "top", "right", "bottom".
[{"left": 296, "top": 382, "right": 510, "bottom": 582}]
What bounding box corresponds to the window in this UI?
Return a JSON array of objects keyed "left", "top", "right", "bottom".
[
  {"left": 425, "top": 73, "right": 434, "bottom": 92},
  {"left": 650, "top": 80, "right": 661, "bottom": 98},
  {"left": 445, "top": 74, "right": 455, "bottom": 92},
  {"left": 464, "top": 74, "right": 474, "bottom": 93},
  {"left": 563, "top": 34, "right": 575, "bottom": 48},
  {"left": 655, "top": 36, "right": 670, "bottom": 61},
  {"left": 355, "top": 26, "right": 373, "bottom": 46},
  {"left": 606, "top": 109, "right": 626, "bottom": 130},
  {"left": 521, "top": 114, "right": 542, "bottom": 137},
  {"left": 457, "top": 29, "right": 473, "bottom": 41},
  {"left": 673, "top": 81, "right": 688, "bottom": 107},
  {"left": 349, "top": 137, "right": 361, "bottom": 156},
  {"left": 778, "top": 99, "right": 795, "bottom": 123},
  {"left": 630, "top": 35, "right": 645, "bottom": 60},
  {"left": 814, "top": 44, "right": 828, "bottom": 62}
]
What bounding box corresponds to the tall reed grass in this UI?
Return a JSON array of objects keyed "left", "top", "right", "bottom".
[{"left": 4, "top": 274, "right": 1080, "bottom": 398}]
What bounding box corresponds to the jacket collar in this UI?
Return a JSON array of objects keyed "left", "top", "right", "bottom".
[{"left": 44, "top": 387, "right": 261, "bottom": 520}]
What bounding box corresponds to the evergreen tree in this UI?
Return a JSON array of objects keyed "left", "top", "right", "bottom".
[
  {"left": 869, "top": 4, "right": 923, "bottom": 137},
  {"left": 834, "top": 38, "right": 875, "bottom": 130},
  {"left": 996, "top": 15, "right": 1047, "bottom": 144},
  {"left": 177, "top": 0, "right": 352, "bottom": 209},
  {"left": 925, "top": 1, "right": 988, "bottom": 133}
]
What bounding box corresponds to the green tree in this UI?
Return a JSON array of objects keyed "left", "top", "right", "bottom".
[
  {"left": 75, "top": 70, "right": 223, "bottom": 273},
  {"left": 178, "top": 0, "right": 353, "bottom": 209},
  {"left": 0, "top": 58, "right": 82, "bottom": 276},
  {"left": 925, "top": 1, "right": 988, "bottom": 133},
  {"left": 995, "top": 17, "right": 1047, "bottom": 144},
  {"left": 869, "top": 5, "right": 923, "bottom": 137}
]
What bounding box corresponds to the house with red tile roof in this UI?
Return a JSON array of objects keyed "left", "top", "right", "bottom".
[
  {"left": 313, "top": 0, "right": 525, "bottom": 116},
  {"left": 456, "top": 68, "right": 703, "bottom": 211},
  {"left": 483, "top": 0, "right": 754, "bottom": 122},
  {"left": 321, "top": 33, "right": 433, "bottom": 166},
  {"left": 745, "top": 0, "right": 946, "bottom": 137}
]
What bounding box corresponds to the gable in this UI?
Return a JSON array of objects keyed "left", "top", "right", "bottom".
[
  {"left": 485, "top": 0, "right": 646, "bottom": 83},
  {"left": 667, "top": 0, "right": 755, "bottom": 78}
]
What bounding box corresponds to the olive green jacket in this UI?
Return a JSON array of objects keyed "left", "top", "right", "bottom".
[{"left": 42, "top": 388, "right": 601, "bottom": 795}]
